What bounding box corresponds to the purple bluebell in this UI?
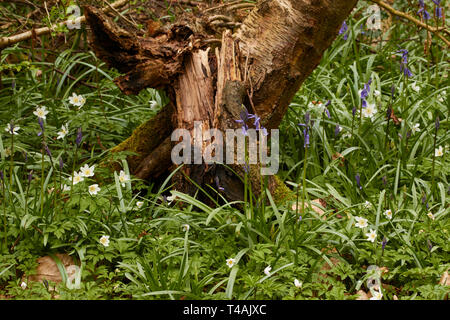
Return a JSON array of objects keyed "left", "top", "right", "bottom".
[
  {"left": 214, "top": 176, "right": 225, "bottom": 192},
  {"left": 59, "top": 157, "right": 64, "bottom": 171},
  {"left": 43, "top": 143, "right": 52, "bottom": 158},
  {"left": 303, "top": 128, "right": 310, "bottom": 148},
  {"left": 324, "top": 108, "right": 331, "bottom": 119},
  {"left": 417, "top": 1, "right": 431, "bottom": 20},
  {"left": 391, "top": 85, "right": 395, "bottom": 97},
  {"left": 382, "top": 175, "right": 387, "bottom": 187},
  {"left": 382, "top": 237, "right": 388, "bottom": 251},
  {"left": 260, "top": 127, "right": 268, "bottom": 136},
  {"left": 305, "top": 112, "right": 310, "bottom": 125},
  {"left": 11, "top": 80, "right": 16, "bottom": 89},
  {"left": 243, "top": 161, "right": 250, "bottom": 174},
  {"left": 398, "top": 49, "right": 413, "bottom": 77},
  {"left": 386, "top": 107, "right": 392, "bottom": 119},
  {"left": 253, "top": 116, "right": 261, "bottom": 129},
  {"left": 334, "top": 124, "right": 341, "bottom": 137},
  {"left": 435, "top": 116, "right": 440, "bottom": 130},
  {"left": 8, "top": 121, "right": 15, "bottom": 135},
  {"left": 355, "top": 174, "right": 362, "bottom": 190},
  {"left": 427, "top": 239, "right": 433, "bottom": 251},
  {"left": 28, "top": 170, "right": 33, "bottom": 183},
  {"left": 339, "top": 21, "right": 349, "bottom": 40},
  {"left": 235, "top": 108, "right": 255, "bottom": 136},
  {"left": 352, "top": 107, "right": 357, "bottom": 117},
  {"left": 37, "top": 117, "right": 44, "bottom": 136},
  {"left": 76, "top": 127, "right": 82, "bottom": 146}
]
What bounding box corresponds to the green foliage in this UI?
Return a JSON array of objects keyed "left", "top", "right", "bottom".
[{"left": 0, "top": 0, "right": 448, "bottom": 300}]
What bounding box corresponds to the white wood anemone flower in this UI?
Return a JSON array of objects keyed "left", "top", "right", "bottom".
[
  {"left": 57, "top": 123, "right": 69, "bottom": 139},
  {"left": 80, "top": 163, "right": 95, "bottom": 177},
  {"left": 99, "top": 235, "right": 110, "bottom": 247},
  {"left": 33, "top": 106, "right": 49, "bottom": 119},
  {"left": 365, "top": 229, "right": 377, "bottom": 243},
  {"left": 226, "top": 258, "right": 236, "bottom": 268},
  {"left": 69, "top": 92, "right": 86, "bottom": 108},
  {"left": 88, "top": 184, "right": 101, "bottom": 195}
]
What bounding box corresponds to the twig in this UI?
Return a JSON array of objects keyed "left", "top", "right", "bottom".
[
  {"left": 103, "top": 0, "right": 139, "bottom": 30},
  {"left": 370, "top": 0, "right": 449, "bottom": 47},
  {"left": 204, "top": 0, "right": 253, "bottom": 13},
  {"left": 0, "top": 0, "right": 129, "bottom": 49}
]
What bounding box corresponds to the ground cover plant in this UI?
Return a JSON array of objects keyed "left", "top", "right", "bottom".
[{"left": 0, "top": 0, "right": 449, "bottom": 300}]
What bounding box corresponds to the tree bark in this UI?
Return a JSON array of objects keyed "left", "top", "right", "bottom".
[{"left": 84, "top": 0, "right": 358, "bottom": 202}]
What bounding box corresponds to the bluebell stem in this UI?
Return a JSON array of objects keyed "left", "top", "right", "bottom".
[
  {"left": 0, "top": 170, "right": 3, "bottom": 181},
  {"left": 355, "top": 174, "right": 362, "bottom": 190},
  {"left": 76, "top": 128, "right": 83, "bottom": 146},
  {"left": 23, "top": 152, "right": 27, "bottom": 162},
  {"left": 435, "top": 116, "right": 440, "bottom": 130}
]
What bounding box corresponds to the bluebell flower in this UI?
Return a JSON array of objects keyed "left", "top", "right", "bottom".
[
  {"left": 76, "top": 127, "right": 83, "bottom": 146},
  {"left": 37, "top": 117, "right": 44, "bottom": 136},
  {"left": 214, "top": 176, "right": 225, "bottom": 192},
  {"left": 339, "top": 21, "right": 349, "bottom": 40},
  {"left": 303, "top": 128, "right": 310, "bottom": 148},
  {"left": 417, "top": 1, "right": 431, "bottom": 20},
  {"left": 334, "top": 124, "right": 341, "bottom": 137},
  {"left": 355, "top": 174, "right": 362, "bottom": 190},
  {"left": 398, "top": 49, "right": 413, "bottom": 77},
  {"left": 431, "top": 0, "right": 443, "bottom": 18}
]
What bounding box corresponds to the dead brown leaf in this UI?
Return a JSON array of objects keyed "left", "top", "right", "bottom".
[
  {"left": 292, "top": 199, "right": 326, "bottom": 219},
  {"left": 26, "top": 253, "right": 77, "bottom": 284}
]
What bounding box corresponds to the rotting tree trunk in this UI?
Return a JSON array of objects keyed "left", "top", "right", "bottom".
[{"left": 84, "top": 0, "right": 358, "bottom": 202}]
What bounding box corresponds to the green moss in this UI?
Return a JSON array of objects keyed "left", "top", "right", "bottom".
[{"left": 271, "top": 174, "right": 296, "bottom": 204}]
